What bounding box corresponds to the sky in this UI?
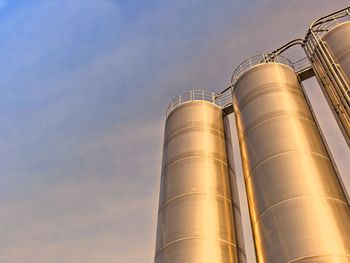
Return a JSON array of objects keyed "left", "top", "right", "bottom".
[{"left": 0, "top": 1, "right": 349, "bottom": 262}]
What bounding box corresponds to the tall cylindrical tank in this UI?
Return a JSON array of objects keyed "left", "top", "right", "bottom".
[
  {"left": 155, "top": 90, "right": 243, "bottom": 263},
  {"left": 232, "top": 59, "right": 350, "bottom": 262},
  {"left": 323, "top": 21, "right": 350, "bottom": 81}
]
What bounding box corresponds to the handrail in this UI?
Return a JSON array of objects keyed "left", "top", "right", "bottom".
[
  {"left": 167, "top": 8, "right": 350, "bottom": 118},
  {"left": 309, "top": 6, "right": 350, "bottom": 30},
  {"left": 269, "top": 39, "right": 305, "bottom": 59},
  {"left": 166, "top": 89, "right": 236, "bottom": 117},
  {"left": 166, "top": 90, "right": 219, "bottom": 117},
  {"left": 306, "top": 6, "right": 350, "bottom": 41},
  {"left": 303, "top": 6, "right": 350, "bottom": 147},
  {"left": 230, "top": 54, "right": 294, "bottom": 84}
]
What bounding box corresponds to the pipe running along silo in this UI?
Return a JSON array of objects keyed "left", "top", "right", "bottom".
[
  {"left": 154, "top": 90, "right": 245, "bottom": 263},
  {"left": 231, "top": 55, "right": 350, "bottom": 262},
  {"left": 304, "top": 7, "right": 350, "bottom": 147}
]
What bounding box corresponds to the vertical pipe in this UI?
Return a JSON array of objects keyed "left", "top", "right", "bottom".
[{"left": 232, "top": 62, "right": 350, "bottom": 262}]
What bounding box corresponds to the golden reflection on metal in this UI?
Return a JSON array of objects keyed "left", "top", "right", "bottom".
[
  {"left": 155, "top": 101, "right": 242, "bottom": 263},
  {"left": 305, "top": 20, "right": 350, "bottom": 146},
  {"left": 233, "top": 63, "right": 350, "bottom": 263},
  {"left": 324, "top": 21, "right": 350, "bottom": 82},
  {"left": 322, "top": 21, "right": 350, "bottom": 143}
]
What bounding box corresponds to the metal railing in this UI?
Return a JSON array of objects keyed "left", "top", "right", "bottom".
[
  {"left": 166, "top": 7, "right": 350, "bottom": 118},
  {"left": 166, "top": 89, "right": 240, "bottom": 117},
  {"left": 304, "top": 6, "right": 350, "bottom": 147},
  {"left": 216, "top": 88, "right": 233, "bottom": 110},
  {"left": 307, "top": 6, "right": 350, "bottom": 41},
  {"left": 166, "top": 90, "right": 221, "bottom": 117},
  {"left": 293, "top": 57, "right": 312, "bottom": 73},
  {"left": 167, "top": 53, "right": 314, "bottom": 118},
  {"left": 230, "top": 54, "right": 294, "bottom": 84}
]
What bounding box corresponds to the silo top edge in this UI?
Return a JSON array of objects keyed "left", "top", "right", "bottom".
[
  {"left": 322, "top": 20, "right": 350, "bottom": 40},
  {"left": 166, "top": 90, "right": 223, "bottom": 118},
  {"left": 307, "top": 7, "right": 350, "bottom": 41},
  {"left": 230, "top": 54, "right": 294, "bottom": 86}
]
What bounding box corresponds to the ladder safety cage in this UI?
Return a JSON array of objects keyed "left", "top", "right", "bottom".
[{"left": 304, "top": 6, "right": 350, "bottom": 146}]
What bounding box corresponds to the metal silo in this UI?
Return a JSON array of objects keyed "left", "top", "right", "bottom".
[
  {"left": 231, "top": 55, "right": 350, "bottom": 262},
  {"left": 304, "top": 7, "right": 350, "bottom": 147},
  {"left": 154, "top": 90, "right": 244, "bottom": 263}
]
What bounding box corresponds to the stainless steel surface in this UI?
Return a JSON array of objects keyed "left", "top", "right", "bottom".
[
  {"left": 231, "top": 54, "right": 294, "bottom": 84},
  {"left": 304, "top": 7, "right": 350, "bottom": 147},
  {"left": 232, "top": 62, "right": 350, "bottom": 263},
  {"left": 324, "top": 21, "right": 350, "bottom": 81},
  {"left": 166, "top": 90, "right": 219, "bottom": 117},
  {"left": 155, "top": 99, "right": 242, "bottom": 263}
]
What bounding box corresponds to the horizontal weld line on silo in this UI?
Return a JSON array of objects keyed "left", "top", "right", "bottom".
[
  {"left": 164, "top": 125, "right": 224, "bottom": 144},
  {"left": 286, "top": 253, "right": 350, "bottom": 263},
  {"left": 155, "top": 236, "right": 237, "bottom": 258},
  {"left": 251, "top": 195, "right": 349, "bottom": 225},
  {"left": 242, "top": 110, "right": 314, "bottom": 135},
  {"left": 245, "top": 150, "right": 330, "bottom": 180},
  {"left": 157, "top": 192, "right": 233, "bottom": 214},
  {"left": 227, "top": 167, "right": 237, "bottom": 177},
  {"left": 231, "top": 207, "right": 242, "bottom": 218},
  {"left": 236, "top": 245, "right": 247, "bottom": 259},
  {"left": 235, "top": 80, "right": 302, "bottom": 102},
  {"left": 329, "top": 43, "right": 350, "bottom": 61},
  {"left": 243, "top": 113, "right": 316, "bottom": 137},
  {"left": 165, "top": 121, "right": 223, "bottom": 135},
  {"left": 231, "top": 202, "right": 242, "bottom": 212},
  {"left": 163, "top": 155, "right": 228, "bottom": 173},
  {"left": 236, "top": 85, "right": 305, "bottom": 111}
]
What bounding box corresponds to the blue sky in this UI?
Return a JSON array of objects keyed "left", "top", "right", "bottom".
[{"left": 0, "top": 1, "right": 349, "bottom": 262}]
